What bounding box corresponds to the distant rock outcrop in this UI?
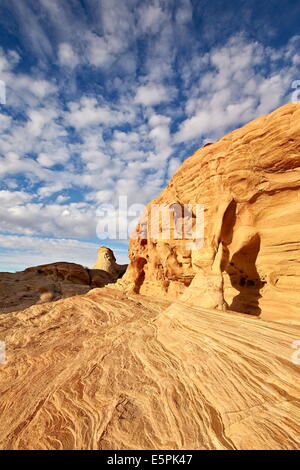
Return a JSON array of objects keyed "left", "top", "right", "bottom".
[
  {"left": 122, "top": 103, "right": 300, "bottom": 322},
  {"left": 93, "top": 246, "right": 127, "bottom": 280},
  {"left": 0, "top": 260, "right": 115, "bottom": 314}
]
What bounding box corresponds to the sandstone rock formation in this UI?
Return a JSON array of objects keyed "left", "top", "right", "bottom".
[
  {"left": 0, "top": 261, "right": 114, "bottom": 314},
  {"left": 1, "top": 105, "right": 300, "bottom": 450},
  {"left": 0, "top": 288, "right": 300, "bottom": 450},
  {"left": 123, "top": 103, "right": 300, "bottom": 322},
  {"left": 93, "top": 246, "right": 127, "bottom": 279}
]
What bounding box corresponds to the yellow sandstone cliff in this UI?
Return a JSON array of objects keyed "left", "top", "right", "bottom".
[{"left": 123, "top": 103, "right": 300, "bottom": 322}]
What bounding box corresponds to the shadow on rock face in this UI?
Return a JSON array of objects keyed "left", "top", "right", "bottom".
[
  {"left": 227, "top": 234, "right": 264, "bottom": 316},
  {"left": 219, "top": 201, "right": 264, "bottom": 316}
]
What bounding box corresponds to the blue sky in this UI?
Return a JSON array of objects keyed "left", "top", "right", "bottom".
[{"left": 0, "top": 0, "right": 299, "bottom": 271}]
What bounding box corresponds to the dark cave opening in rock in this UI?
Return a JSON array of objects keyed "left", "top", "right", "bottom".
[
  {"left": 226, "top": 234, "right": 263, "bottom": 316},
  {"left": 220, "top": 200, "right": 237, "bottom": 246},
  {"left": 134, "top": 257, "right": 147, "bottom": 294},
  {"left": 218, "top": 200, "right": 264, "bottom": 316}
]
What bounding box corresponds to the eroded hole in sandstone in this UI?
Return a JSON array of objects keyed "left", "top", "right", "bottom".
[
  {"left": 219, "top": 200, "right": 265, "bottom": 316},
  {"left": 220, "top": 200, "right": 237, "bottom": 246},
  {"left": 226, "top": 234, "right": 264, "bottom": 316},
  {"left": 133, "top": 257, "right": 147, "bottom": 294}
]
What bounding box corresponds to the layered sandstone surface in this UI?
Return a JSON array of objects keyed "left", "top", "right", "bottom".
[
  {"left": 123, "top": 103, "right": 300, "bottom": 322},
  {"left": 0, "top": 288, "right": 300, "bottom": 450}
]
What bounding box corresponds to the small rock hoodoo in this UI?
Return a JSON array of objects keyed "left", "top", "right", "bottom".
[{"left": 93, "top": 246, "right": 128, "bottom": 280}]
